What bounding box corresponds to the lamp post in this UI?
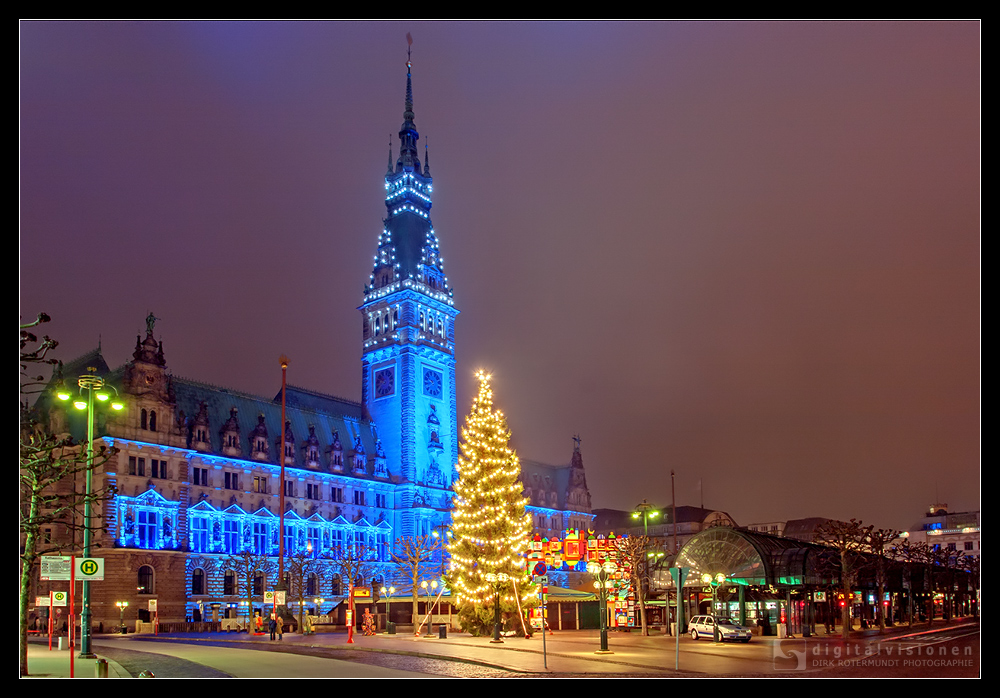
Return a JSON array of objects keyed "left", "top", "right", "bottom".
[
  {"left": 631, "top": 499, "right": 660, "bottom": 535},
  {"left": 483, "top": 572, "right": 509, "bottom": 643},
  {"left": 115, "top": 601, "right": 129, "bottom": 634},
  {"left": 701, "top": 573, "right": 728, "bottom": 642},
  {"left": 431, "top": 527, "right": 450, "bottom": 619},
  {"left": 587, "top": 558, "right": 618, "bottom": 654},
  {"left": 56, "top": 366, "right": 124, "bottom": 658},
  {"left": 380, "top": 586, "right": 394, "bottom": 624},
  {"left": 420, "top": 580, "right": 438, "bottom": 635}
]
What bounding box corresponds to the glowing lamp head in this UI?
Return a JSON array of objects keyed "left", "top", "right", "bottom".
[{"left": 73, "top": 400, "right": 88, "bottom": 410}]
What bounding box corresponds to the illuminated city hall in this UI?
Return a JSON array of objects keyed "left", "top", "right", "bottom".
[{"left": 32, "top": 61, "right": 594, "bottom": 629}]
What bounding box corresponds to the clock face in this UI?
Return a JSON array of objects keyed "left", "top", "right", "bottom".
[
  {"left": 422, "top": 368, "right": 443, "bottom": 398},
  {"left": 374, "top": 367, "right": 395, "bottom": 398}
]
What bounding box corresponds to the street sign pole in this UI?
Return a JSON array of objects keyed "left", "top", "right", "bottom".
[
  {"left": 670, "top": 567, "right": 690, "bottom": 671},
  {"left": 532, "top": 562, "right": 548, "bottom": 669},
  {"left": 69, "top": 556, "right": 75, "bottom": 679}
]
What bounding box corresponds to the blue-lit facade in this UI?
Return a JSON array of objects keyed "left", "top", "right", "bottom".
[{"left": 33, "top": 59, "right": 593, "bottom": 629}]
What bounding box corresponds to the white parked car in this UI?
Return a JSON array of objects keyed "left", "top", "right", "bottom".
[{"left": 688, "top": 615, "right": 752, "bottom": 642}]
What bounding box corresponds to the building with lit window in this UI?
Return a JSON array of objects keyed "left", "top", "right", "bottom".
[
  {"left": 901, "top": 503, "right": 980, "bottom": 559},
  {"left": 31, "top": 60, "right": 591, "bottom": 630}
]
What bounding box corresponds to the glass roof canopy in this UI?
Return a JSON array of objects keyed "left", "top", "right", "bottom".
[{"left": 657, "top": 527, "right": 836, "bottom": 589}]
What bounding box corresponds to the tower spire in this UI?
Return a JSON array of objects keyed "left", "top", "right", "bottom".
[{"left": 396, "top": 35, "right": 420, "bottom": 173}]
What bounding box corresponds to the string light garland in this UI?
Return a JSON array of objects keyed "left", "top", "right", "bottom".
[{"left": 447, "top": 370, "right": 535, "bottom": 633}]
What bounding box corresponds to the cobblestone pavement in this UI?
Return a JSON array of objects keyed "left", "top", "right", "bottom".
[
  {"left": 74, "top": 643, "right": 233, "bottom": 678},
  {"left": 224, "top": 641, "right": 533, "bottom": 677}
]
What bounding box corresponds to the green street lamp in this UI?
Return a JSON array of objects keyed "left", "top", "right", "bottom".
[
  {"left": 56, "top": 366, "right": 124, "bottom": 658},
  {"left": 483, "top": 572, "right": 509, "bottom": 643},
  {"left": 631, "top": 499, "right": 660, "bottom": 535},
  {"left": 587, "top": 558, "right": 618, "bottom": 654},
  {"left": 701, "top": 573, "right": 728, "bottom": 642}
]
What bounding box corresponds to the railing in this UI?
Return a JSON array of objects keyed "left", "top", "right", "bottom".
[{"left": 135, "top": 621, "right": 221, "bottom": 634}]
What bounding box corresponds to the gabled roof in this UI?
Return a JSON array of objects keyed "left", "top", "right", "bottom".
[{"left": 519, "top": 458, "right": 573, "bottom": 510}]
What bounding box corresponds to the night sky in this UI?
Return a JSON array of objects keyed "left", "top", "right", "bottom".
[{"left": 19, "top": 21, "right": 980, "bottom": 532}]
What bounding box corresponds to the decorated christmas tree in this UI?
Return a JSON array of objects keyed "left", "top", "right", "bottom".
[{"left": 447, "top": 370, "right": 535, "bottom": 636}]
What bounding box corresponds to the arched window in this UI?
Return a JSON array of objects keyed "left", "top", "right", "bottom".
[
  {"left": 253, "top": 571, "right": 265, "bottom": 597},
  {"left": 149, "top": 410, "right": 157, "bottom": 432},
  {"left": 331, "top": 575, "right": 342, "bottom": 596},
  {"left": 191, "top": 568, "right": 205, "bottom": 596},
  {"left": 307, "top": 573, "right": 318, "bottom": 597},
  {"left": 140, "top": 409, "right": 147, "bottom": 430},
  {"left": 224, "top": 569, "right": 236, "bottom": 596},
  {"left": 138, "top": 565, "right": 154, "bottom": 594}
]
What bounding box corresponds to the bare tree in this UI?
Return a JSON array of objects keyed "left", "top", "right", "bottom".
[
  {"left": 225, "top": 549, "right": 277, "bottom": 629},
  {"left": 329, "top": 540, "right": 379, "bottom": 635},
  {"left": 19, "top": 314, "right": 117, "bottom": 676},
  {"left": 865, "top": 527, "right": 902, "bottom": 633},
  {"left": 814, "top": 518, "right": 873, "bottom": 640},
  {"left": 959, "top": 554, "right": 979, "bottom": 618},
  {"left": 285, "top": 547, "right": 323, "bottom": 632},
  {"left": 913, "top": 542, "right": 950, "bottom": 627},
  {"left": 890, "top": 538, "right": 925, "bottom": 627},
  {"left": 939, "top": 548, "right": 965, "bottom": 623},
  {"left": 389, "top": 534, "right": 441, "bottom": 632},
  {"left": 616, "top": 534, "right": 652, "bottom": 636}
]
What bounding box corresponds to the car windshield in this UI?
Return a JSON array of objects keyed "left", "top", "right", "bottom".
[{"left": 717, "top": 619, "right": 739, "bottom": 627}]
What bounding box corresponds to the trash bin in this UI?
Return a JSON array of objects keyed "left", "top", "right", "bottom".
[
  {"left": 438, "top": 624, "right": 447, "bottom": 639},
  {"left": 387, "top": 621, "right": 396, "bottom": 635},
  {"left": 96, "top": 658, "right": 108, "bottom": 678}
]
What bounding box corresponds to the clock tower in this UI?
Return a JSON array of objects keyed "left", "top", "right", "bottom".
[{"left": 360, "top": 56, "right": 458, "bottom": 538}]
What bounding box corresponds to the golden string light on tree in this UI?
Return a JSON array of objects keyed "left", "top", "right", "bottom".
[{"left": 447, "top": 370, "right": 535, "bottom": 635}]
